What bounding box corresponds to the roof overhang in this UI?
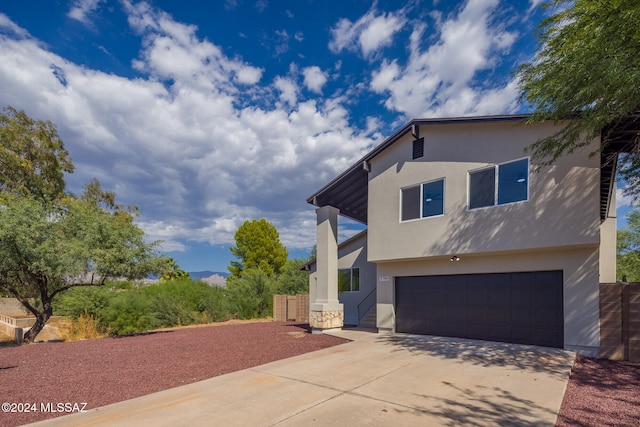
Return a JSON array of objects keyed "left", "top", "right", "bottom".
[{"left": 601, "top": 110, "right": 640, "bottom": 220}]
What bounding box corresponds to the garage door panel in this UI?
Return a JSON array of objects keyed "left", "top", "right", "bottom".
[
  {"left": 396, "top": 271, "right": 564, "bottom": 348},
  {"left": 487, "top": 310, "right": 510, "bottom": 323}
]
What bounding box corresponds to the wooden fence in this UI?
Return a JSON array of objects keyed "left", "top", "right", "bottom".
[
  {"left": 600, "top": 282, "right": 640, "bottom": 361},
  {"left": 273, "top": 294, "right": 309, "bottom": 322}
]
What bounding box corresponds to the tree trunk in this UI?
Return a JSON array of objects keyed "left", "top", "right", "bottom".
[{"left": 22, "top": 307, "right": 52, "bottom": 344}]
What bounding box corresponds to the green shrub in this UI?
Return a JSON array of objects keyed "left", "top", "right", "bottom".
[
  {"left": 142, "top": 278, "right": 231, "bottom": 326},
  {"left": 100, "top": 291, "right": 156, "bottom": 335},
  {"left": 53, "top": 278, "right": 238, "bottom": 336},
  {"left": 275, "top": 258, "right": 309, "bottom": 295},
  {"left": 53, "top": 286, "right": 112, "bottom": 319},
  {"left": 226, "top": 268, "right": 274, "bottom": 319}
]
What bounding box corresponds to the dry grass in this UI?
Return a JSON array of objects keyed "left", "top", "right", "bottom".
[{"left": 48, "top": 312, "right": 108, "bottom": 341}]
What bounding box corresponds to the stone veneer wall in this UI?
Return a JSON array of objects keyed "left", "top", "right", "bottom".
[
  {"left": 309, "top": 310, "right": 343, "bottom": 330},
  {"left": 600, "top": 283, "right": 640, "bottom": 362}
]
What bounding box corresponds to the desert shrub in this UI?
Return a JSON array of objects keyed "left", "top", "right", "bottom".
[
  {"left": 100, "top": 291, "right": 156, "bottom": 335},
  {"left": 226, "top": 268, "right": 274, "bottom": 319},
  {"left": 198, "top": 285, "right": 231, "bottom": 322},
  {"left": 54, "top": 279, "right": 235, "bottom": 336},
  {"left": 60, "top": 311, "right": 108, "bottom": 340},
  {"left": 142, "top": 278, "right": 231, "bottom": 326},
  {"left": 53, "top": 286, "right": 112, "bottom": 319}
]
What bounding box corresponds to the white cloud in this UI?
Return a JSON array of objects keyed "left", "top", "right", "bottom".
[
  {"left": 528, "top": 0, "right": 545, "bottom": 13},
  {"left": 274, "top": 76, "right": 298, "bottom": 105},
  {"left": 68, "top": 0, "right": 105, "bottom": 25},
  {"left": 358, "top": 13, "right": 405, "bottom": 57},
  {"left": 0, "top": 7, "right": 373, "bottom": 254},
  {"left": 617, "top": 187, "right": 634, "bottom": 209},
  {"left": 369, "top": 0, "right": 519, "bottom": 118},
  {"left": 302, "top": 66, "right": 327, "bottom": 94},
  {"left": 329, "top": 7, "right": 406, "bottom": 58},
  {"left": 124, "top": 2, "right": 263, "bottom": 92},
  {"left": 0, "top": 13, "right": 30, "bottom": 38}
]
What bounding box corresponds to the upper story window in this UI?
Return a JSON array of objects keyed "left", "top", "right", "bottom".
[
  {"left": 468, "top": 158, "right": 529, "bottom": 210},
  {"left": 401, "top": 178, "right": 445, "bottom": 221},
  {"left": 338, "top": 268, "right": 359, "bottom": 292}
]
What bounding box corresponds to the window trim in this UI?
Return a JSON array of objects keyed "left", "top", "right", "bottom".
[
  {"left": 467, "top": 157, "right": 529, "bottom": 211},
  {"left": 400, "top": 177, "right": 446, "bottom": 222}
]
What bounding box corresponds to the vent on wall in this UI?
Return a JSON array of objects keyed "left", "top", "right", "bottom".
[{"left": 412, "top": 137, "right": 424, "bottom": 159}]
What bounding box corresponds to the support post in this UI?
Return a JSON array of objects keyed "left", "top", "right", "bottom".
[{"left": 310, "top": 206, "right": 343, "bottom": 333}]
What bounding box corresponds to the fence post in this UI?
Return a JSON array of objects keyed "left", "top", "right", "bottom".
[
  {"left": 599, "top": 283, "right": 624, "bottom": 360},
  {"left": 629, "top": 283, "right": 640, "bottom": 362},
  {"left": 273, "top": 295, "right": 287, "bottom": 322}
]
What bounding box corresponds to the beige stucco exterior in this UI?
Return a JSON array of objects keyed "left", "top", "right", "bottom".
[
  {"left": 367, "top": 121, "right": 602, "bottom": 261},
  {"left": 309, "top": 116, "right": 616, "bottom": 354}
]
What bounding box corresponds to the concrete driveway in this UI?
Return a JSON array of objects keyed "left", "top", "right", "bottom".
[{"left": 29, "top": 329, "right": 575, "bottom": 426}]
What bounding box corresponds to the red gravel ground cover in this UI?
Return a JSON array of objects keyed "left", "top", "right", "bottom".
[
  {"left": 556, "top": 355, "right": 640, "bottom": 427},
  {"left": 0, "top": 321, "right": 347, "bottom": 427},
  {"left": 2, "top": 324, "right": 639, "bottom": 427}
]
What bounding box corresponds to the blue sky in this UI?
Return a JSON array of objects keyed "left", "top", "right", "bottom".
[{"left": 0, "top": 1, "right": 631, "bottom": 272}]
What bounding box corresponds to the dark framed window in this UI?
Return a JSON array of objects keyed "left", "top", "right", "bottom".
[
  {"left": 338, "top": 268, "right": 360, "bottom": 292},
  {"left": 468, "top": 158, "right": 528, "bottom": 210},
  {"left": 497, "top": 158, "right": 529, "bottom": 204},
  {"left": 401, "top": 178, "right": 445, "bottom": 221}
]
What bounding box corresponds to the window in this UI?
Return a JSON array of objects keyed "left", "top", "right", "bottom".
[
  {"left": 401, "top": 178, "right": 445, "bottom": 221},
  {"left": 468, "top": 158, "right": 528, "bottom": 209},
  {"left": 338, "top": 268, "right": 359, "bottom": 292}
]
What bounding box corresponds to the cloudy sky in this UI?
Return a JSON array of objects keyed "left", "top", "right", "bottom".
[{"left": 0, "top": 0, "right": 629, "bottom": 272}]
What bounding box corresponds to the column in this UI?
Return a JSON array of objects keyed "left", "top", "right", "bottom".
[{"left": 310, "top": 205, "right": 343, "bottom": 333}]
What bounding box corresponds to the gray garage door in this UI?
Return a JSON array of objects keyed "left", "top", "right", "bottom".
[{"left": 395, "top": 271, "right": 564, "bottom": 348}]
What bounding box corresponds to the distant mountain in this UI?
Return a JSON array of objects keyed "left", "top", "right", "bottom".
[{"left": 189, "top": 271, "right": 229, "bottom": 280}]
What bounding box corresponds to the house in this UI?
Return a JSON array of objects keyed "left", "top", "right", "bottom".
[{"left": 306, "top": 114, "right": 627, "bottom": 356}]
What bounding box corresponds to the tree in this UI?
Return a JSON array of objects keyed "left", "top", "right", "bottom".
[
  {"left": 0, "top": 193, "right": 166, "bottom": 343},
  {"left": 159, "top": 257, "right": 190, "bottom": 281},
  {"left": 617, "top": 208, "right": 640, "bottom": 282},
  {"left": 275, "top": 259, "right": 309, "bottom": 295},
  {"left": 518, "top": 0, "right": 640, "bottom": 192},
  {"left": 225, "top": 268, "right": 275, "bottom": 319},
  {"left": 228, "top": 218, "right": 288, "bottom": 278},
  {"left": 0, "top": 106, "right": 74, "bottom": 201}
]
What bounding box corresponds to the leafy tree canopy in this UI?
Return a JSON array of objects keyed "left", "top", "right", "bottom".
[
  {"left": 275, "top": 258, "right": 310, "bottom": 295},
  {"left": 0, "top": 193, "right": 166, "bottom": 343},
  {"left": 617, "top": 208, "right": 640, "bottom": 282},
  {"left": 160, "top": 257, "right": 190, "bottom": 282},
  {"left": 0, "top": 106, "right": 74, "bottom": 202},
  {"left": 518, "top": 0, "right": 640, "bottom": 192},
  {"left": 228, "top": 218, "right": 288, "bottom": 278}
]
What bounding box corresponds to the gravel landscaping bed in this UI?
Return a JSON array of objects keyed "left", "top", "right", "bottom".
[
  {"left": 0, "top": 321, "right": 347, "bottom": 427},
  {"left": 556, "top": 355, "right": 640, "bottom": 426}
]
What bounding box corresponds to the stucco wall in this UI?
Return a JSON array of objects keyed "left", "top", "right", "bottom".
[
  {"left": 375, "top": 245, "right": 601, "bottom": 353},
  {"left": 308, "top": 231, "right": 376, "bottom": 325},
  {"left": 367, "top": 120, "right": 601, "bottom": 262}
]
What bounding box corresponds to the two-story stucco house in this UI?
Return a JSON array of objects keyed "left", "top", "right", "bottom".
[{"left": 306, "top": 114, "right": 622, "bottom": 355}]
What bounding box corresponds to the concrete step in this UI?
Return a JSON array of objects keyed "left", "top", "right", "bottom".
[{"left": 359, "top": 306, "right": 377, "bottom": 329}]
